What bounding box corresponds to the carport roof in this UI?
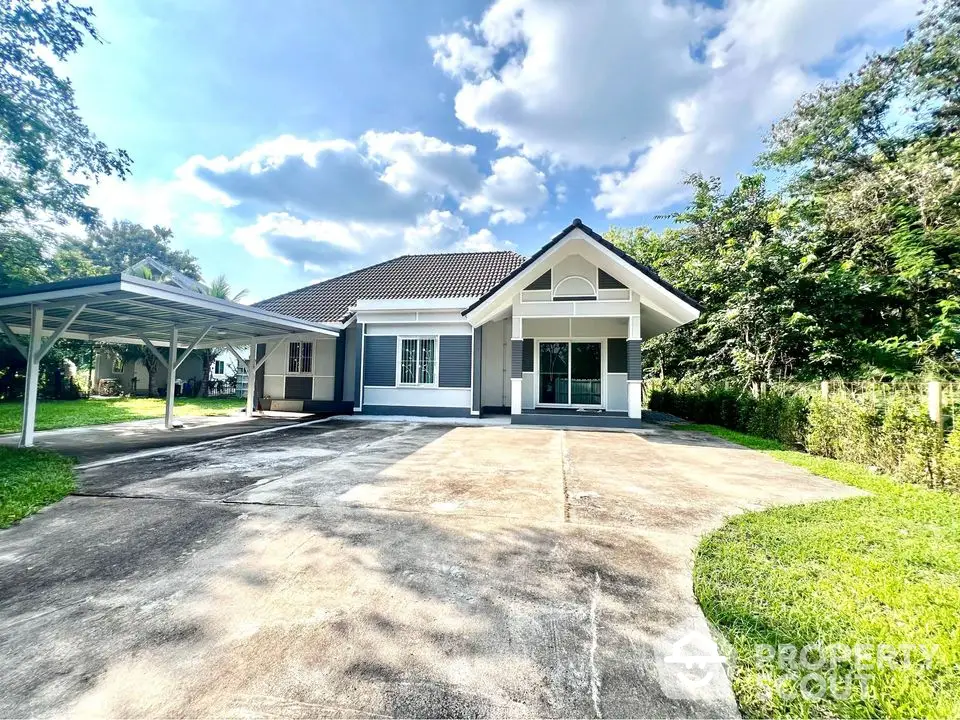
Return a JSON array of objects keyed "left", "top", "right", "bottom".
[{"left": 0, "top": 273, "right": 339, "bottom": 348}]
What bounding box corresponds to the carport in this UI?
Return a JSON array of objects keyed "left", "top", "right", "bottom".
[{"left": 0, "top": 273, "right": 339, "bottom": 447}]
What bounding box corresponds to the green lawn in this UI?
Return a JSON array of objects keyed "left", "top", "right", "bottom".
[
  {"left": 0, "top": 396, "right": 244, "bottom": 434},
  {"left": 683, "top": 424, "right": 960, "bottom": 718},
  {"left": 0, "top": 447, "right": 75, "bottom": 528}
]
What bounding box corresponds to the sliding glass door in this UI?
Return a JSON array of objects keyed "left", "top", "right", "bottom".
[
  {"left": 538, "top": 341, "right": 602, "bottom": 406},
  {"left": 571, "top": 342, "right": 601, "bottom": 405},
  {"left": 538, "top": 342, "right": 568, "bottom": 404}
]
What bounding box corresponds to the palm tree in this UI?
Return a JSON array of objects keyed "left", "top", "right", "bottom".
[
  {"left": 106, "top": 265, "right": 170, "bottom": 395},
  {"left": 198, "top": 274, "right": 248, "bottom": 396}
]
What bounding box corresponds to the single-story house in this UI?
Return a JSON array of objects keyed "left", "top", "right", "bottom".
[
  {"left": 252, "top": 219, "right": 701, "bottom": 428},
  {"left": 92, "top": 346, "right": 240, "bottom": 396}
]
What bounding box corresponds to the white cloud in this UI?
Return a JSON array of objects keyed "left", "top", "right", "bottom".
[
  {"left": 430, "top": 0, "right": 716, "bottom": 167},
  {"left": 361, "top": 130, "right": 481, "bottom": 196},
  {"left": 594, "top": 0, "right": 919, "bottom": 216},
  {"left": 428, "top": 33, "right": 496, "bottom": 80},
  {"left": 168, "top": 131, "right": 521, "bottom": 272},
  {"left": 431, "top": 0, "right": 921, "bottom": 216},
  {"left": 231, "top": 209, "right": 514, "bottom": 279},
  {"left": 460, "top": 228, "right": 504, "bottom": 251},
  {"left": 461, "top": 155, "right": 547, "bottom": 224}
]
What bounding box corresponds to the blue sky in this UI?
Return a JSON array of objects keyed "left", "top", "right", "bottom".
[{"left": 67, "top": 0, "right": 919, "bottom": 302}]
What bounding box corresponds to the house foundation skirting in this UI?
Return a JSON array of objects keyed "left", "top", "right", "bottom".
[{"left": 512, "top": 410, "right": 643, "bottom": 429}]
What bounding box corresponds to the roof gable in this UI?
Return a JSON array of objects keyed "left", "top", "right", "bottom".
[{"left": 462, "top": 218, "right": 703, "bottom": 318}]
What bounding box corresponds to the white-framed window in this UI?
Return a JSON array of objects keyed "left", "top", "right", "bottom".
[
  {"left": 214, "top": 360, "right": 225, "bottom": 375},
  {"left": 398, "top": 337, "right": 438, "bottom": 386},
  {"left": 288, "top": 341, "right": 313, "bottom": 374},
  {"left": 112, "top": 357, "right": 124, "bottom": 373}
]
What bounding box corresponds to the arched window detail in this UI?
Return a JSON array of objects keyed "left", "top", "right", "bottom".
[{"left": 553, "top": 275, "right": 596, "bottom": 300}]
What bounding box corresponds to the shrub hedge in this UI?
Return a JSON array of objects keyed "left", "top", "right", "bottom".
[{"left": 649, "top": 383, "right": 958, "bottom": 490}]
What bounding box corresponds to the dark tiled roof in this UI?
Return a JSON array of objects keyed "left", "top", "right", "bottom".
[{"left": 255, "top": 251, "right": 526, "bottom": 323}]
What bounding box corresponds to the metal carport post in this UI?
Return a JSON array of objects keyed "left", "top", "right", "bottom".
[{"left": 0, "top": 274, "right": 339, "bottom": 448}]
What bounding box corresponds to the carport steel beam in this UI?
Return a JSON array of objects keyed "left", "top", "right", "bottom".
[{"left": 0, "top": 273, "right": 339, "bottom": 447}]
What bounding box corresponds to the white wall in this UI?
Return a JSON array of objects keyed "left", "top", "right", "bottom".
[
  {"left": 366, "top": 322, "right": 472, "bottom": 336},
  {"left": 480, "top": 318, "right": 510, "bottom": 408},
  {"left": 364, "top": 386, "right": 471, "bottom": 409},
  {"left": 262, "top": 333, "right": 338, "bottom": 401},
  {"left": 607, "top": 373, "right": 628, "bottom": 412}
]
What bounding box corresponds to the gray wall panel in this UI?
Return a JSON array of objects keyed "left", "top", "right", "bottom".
[
  {"left": 627, "top": 340, "right": 643, "bottom": 381},
  {"left": 439, "top": 335, "right": 472, "bottom": 388},
  {"left": 364, "top": 335, "right": 397, "bottom": 387},
  {"left": 608, "top": 338, "right": 627, "bottom": 373},
  {"left": 284, "top": 376, "right": 312, "bottom": 400}
]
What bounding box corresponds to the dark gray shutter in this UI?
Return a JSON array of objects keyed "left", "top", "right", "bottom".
[
  {"left": 525, "top": 270, "right": 551, "bottom": 290},
  {"left": 522, "top": 339, "right": 534, "bottom": 372},
  {"left": 626, "top": 340, "right": 643, "bottom": 381},
  {"left": 364, "top": 336, "right": 397, "bottom": 386},
  {"left": 511, "top": 340, "right": 523, "bottom": 379},
  {"left": 598, "top": 269, "right": 627, "bottom": 289},
  {"left": 439, "top": 336, "right": 472, "bottom": 388},
  {"left": 285, "top": 376, "right": 312, "bottom": 400},
  {"left": 607, "top": 338, "right": 627, "bottom": 373}
]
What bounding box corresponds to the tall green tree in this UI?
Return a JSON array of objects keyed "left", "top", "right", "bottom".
[
  {"left": 611, "top": 174, "right": 835, "bottom": 388},
  {"left": 67, "top": 220, "right": 202, "bottom": 279},
  {"left": 0, "top": 0, "right": 131, "bottom": 227},
  {"left": 763, "top": 0, "right": 960, "bottom": 376}
]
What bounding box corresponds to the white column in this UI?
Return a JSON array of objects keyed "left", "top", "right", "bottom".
[
  {"left": 511, "top": 315, "right": 523, "bottom": 415},
  {"left": 18, "top": 306, "right": 43, "bottom": 448},
  {"left": 627, "top": 314, "right": 643, "bottom": 420},
  {"left": 246, "top": 339, "right": 257, "bottom": 417},
  {"left": 165, "top": 326, "right": 178, "bottom": 429}
]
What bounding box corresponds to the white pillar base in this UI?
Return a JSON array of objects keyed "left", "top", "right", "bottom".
[
  {"left": 510, "top": 377, "right": 523, "bottom": 415},
  {"left": 627, "top": 380, "right": 643, "bottom": 420}
]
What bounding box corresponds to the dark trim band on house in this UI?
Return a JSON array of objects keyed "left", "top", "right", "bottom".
[
  {"left": 353, "top": 323, "right": 363, "bottom": 408},
  {"left": 472, "top": 327, "right": 482, "bottom": 413},
  {"left": 463, "top": 218, "right": 704, "bottom": 316}
]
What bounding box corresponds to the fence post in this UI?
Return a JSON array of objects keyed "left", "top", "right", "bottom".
[
  {"left": 820, "top": 380, "right": 830, "bottom": 399},
  {"left": 928, "top": 381, "right": 942, "bottom": 427}
]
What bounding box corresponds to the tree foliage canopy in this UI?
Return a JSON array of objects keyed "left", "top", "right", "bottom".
[
  {"left": 617, "top": 0, "right": 960, "bottom": 384},
  {"left": 0, "top": 0, "right": 131, "bottom": 228}
]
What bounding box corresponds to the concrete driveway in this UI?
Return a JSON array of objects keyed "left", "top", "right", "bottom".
[{"left": 0, "top": 420, "right": 860, "bottom": 718}]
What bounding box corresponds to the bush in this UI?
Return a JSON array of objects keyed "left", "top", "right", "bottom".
[
  {"left": 653, "top": 381, "right": 958, "bottom": 491},
  {"left": 649, "top": 383, "right": 808, "bottom": 446}
]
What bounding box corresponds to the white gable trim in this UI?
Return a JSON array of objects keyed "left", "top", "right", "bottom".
[{"left": 463, "top": 227, "right": 700, "bottom": 327}]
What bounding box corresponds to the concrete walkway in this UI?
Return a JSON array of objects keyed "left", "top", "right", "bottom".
[
  {"left": 0, "top": 421, "right": 863, "bottom": 718},
  {"left": 0, "top": 413, "right": 306, "bottom": 463}
]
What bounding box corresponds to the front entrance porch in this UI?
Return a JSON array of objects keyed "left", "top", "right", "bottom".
[{"left": 511, "top": 407, "right": 642, "bottom": 429}]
